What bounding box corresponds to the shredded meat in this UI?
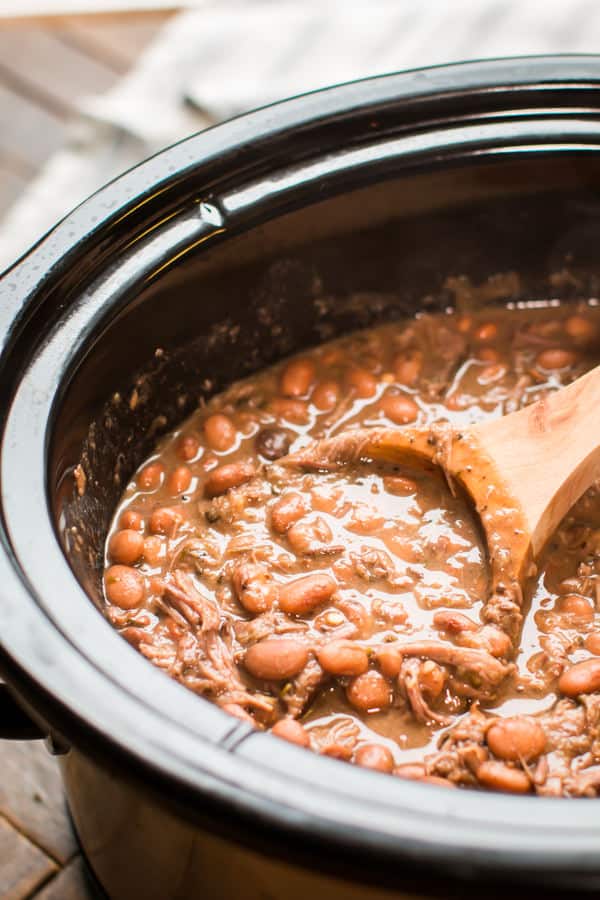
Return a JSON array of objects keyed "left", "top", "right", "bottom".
[
  {"left": 284, "top": 658, "right": 326, "bottom": 718},
  {"left": 400, "top": 658, "right": 451, "bottom": 726}
]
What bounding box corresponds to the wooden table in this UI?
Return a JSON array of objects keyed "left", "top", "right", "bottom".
[{"left": 0, "top": 14, "right": 171, "bottom": 898}]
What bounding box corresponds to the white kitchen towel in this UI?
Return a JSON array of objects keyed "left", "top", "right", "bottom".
[{"left": 2, "top": 0, "right": 600, "bottom": 272}]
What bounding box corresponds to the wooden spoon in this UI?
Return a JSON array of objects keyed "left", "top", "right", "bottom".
[{"left": 285, "top": 364, "right": 600, "bottom": 636}]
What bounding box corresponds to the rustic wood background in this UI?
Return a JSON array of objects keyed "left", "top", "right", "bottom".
[{"left": 0, "top": 12, "right": 170, "bottom": 898}]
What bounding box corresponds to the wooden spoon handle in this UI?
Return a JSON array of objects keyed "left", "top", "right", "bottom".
[{"left": 472, "top": 362, "right": 600, "bottom": 558}]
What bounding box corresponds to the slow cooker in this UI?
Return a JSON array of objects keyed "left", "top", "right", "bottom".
[{"left": 2, "top": 57, "right": 600, "bottom": 899}]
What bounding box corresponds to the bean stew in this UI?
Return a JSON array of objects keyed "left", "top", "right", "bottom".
[{"left": 103, "top": 297, "right": 600, "bottom": 796}]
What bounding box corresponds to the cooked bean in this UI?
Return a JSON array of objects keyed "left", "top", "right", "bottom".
[
  {"left": 176, "top": 433, "right": 200, "bottom": 461},
  {"left": 354, "top": 743, "right": 394, "bottom": 773},
  {"left": 109, "top": 529, "right": 144, "bottom": 566},
  {"left": 376, "top": 646, "right": 402, "bottom": 678},
  {"left": 269, "top": 397, "right": 309, "bottom": 424},
  {"left": 311, "top": 380, "right": 340, "bottom": 411},
  {"left": 120, "top": 509, "right": 144, "bottom": 531},
  {"left": 473, "top": 322, "right": 498, "bottom": 343},
  {"left": 280, "top": 358, "right": 316, "bottom": 397},
  {"left": 255, "top": 427, "right": 291, "bottom": 460},
  {"left": 585, "top": 632, "right": 600, "bottom": 655},
  {"left": 558, "top": 593, "right": 594, "bottom": 623},
  {"left": 477, "top": 761, "right": 530, "bottom": 794},
  {"left": 142, "top": 535, "right": 163, "bottom": 566},
  {"left": 271, "top": 718, "right": 311, "bottom": 747},
  {"left": 558, "top": 658, "right": 600, "bottom": 696},
  {"left": 481, "top": 626, "right": 512, "bottom": 659},
  {"left": 565, "top": 314, "right": 595, "bottom": 341},
  {"left": 379, "top": 391, "right": 419, "bottom": 425},
  {"left": 321, "top": 742, "right": 353, "bottom": 760},
  {"left": 232, "top": 563, "right": 277, "bottom": 614},
  {"left": 346, "top": 670, "right": 391, "bottom": 712},
  {"left": 167, "top": 465, "right": 192, "bottom": 495},
  {"left": 279, "top": 573, "right": 337, "bottom": 615},
  {"left": 204, "top": 460, "right": 255, "bottom": 498},
  {"left": 244, "top": 638, "right": 308, "bottom": 680},
  {"left": 286, "top": 516, "right": 338, "bottom": 556},
  {"left": 271, "top": 492, "right": 309, "bottom": 534},
  {"left": 149, "top": 506, "right": 182, "bottom": 536},
  {"left": 486, "top": 717, "right": 546, "bottom": 762},
  {"left": 393, "top": 351, "right": 422, "bottom": 386},
  {"left": 105, "top": 565, "right": 145, "bottom": 609},
  {"left": 344, "top": 366, "right": 377, "bottom": 399},
  {"left": 383, "top": 475, "right": 418, "bottom": 495},
  {"left": 137, "top": 461, "right": 164, "bottom": 490},
  {"left": 394, "top": 763, "right": 427, "bottom": 781},
  {"left": 475, "top": 346, "right": 500, "bottom": 363},
  {"left": 317, "top": 640, "right": 369, "bottom": 676},
  {"left": 536, "top": 348, "right": 577, "bottom": 370},
  {"left": 419, "top": 660, "right": 446, "bottom": 699},
  {"left": 204, "top": 414, "right": 237, "bottom": 452}
]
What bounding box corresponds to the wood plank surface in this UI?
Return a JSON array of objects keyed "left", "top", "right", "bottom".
[
  {"left": 0, "top": 815, "right": 57, "bottom": 900},
  {"left": 0, "top": 741, "right": 77, "bottom": 864},
  {"left": 35, "top": 857, "right": 96, "bottom": 900}
]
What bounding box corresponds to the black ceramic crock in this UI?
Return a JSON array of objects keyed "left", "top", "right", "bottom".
[{"left": 2, "top": 57, "right": 600, "bottom": 900}]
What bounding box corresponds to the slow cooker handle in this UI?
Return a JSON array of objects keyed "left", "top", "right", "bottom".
[{"left": 0, "top": 681, "right": 45, "bottom": 740}]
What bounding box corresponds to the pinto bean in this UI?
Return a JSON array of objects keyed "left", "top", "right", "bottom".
[
  {"left": 149, "top": 507, "right": 182, "bottom": 536},
  {"left": 536, "top": 348, "right": 577, "bottom": 370},
  {"left": 105, "top": 565, "right": 145, "bottom": 609},
  {"left": 280, "top": 358, "right": 316, "bottom": 397},
  {"left": 255, "top": 427, "right": 291, "bottom": 460},
  {"left": 109, "top": 529, "right": 144, "bottom": 566},
  {"left": 379, "top": 391, "right": 419, "bottom": 425},
  {"left": 269, "top": 397, "right": 309, "bottom": 424},
  {"left": 322, "top": 743, "right": 353, "bottom": 760},
  {"left": 472, "top": 322, "right": 498, "bottom": 343},
  {"left": 475, "top": 346, "right": 500, "bottom": 363},
  {"left": 344, "top": 366, "right": 377, "bottom": 399},
  {"left": 354, "top": 743, "right": 394, "bottom": 773},
  {"left": 585, "top": 632, "right": 600, "bottom": 655},
  {"left": 558, "top": 593, "right": 594, "bottom": 623},
  {"left": 271, "top": 718, "right": 311, "bottom": 747},
  {"left": 120, "top": 509, "right": 144, "bottom": 531},
  {"left": 317, "top": 640, "right": 369, "bottom": 676},
  {"left": 271, "top": 492, "right": 309, "bottom": 534},
  {"left": 287, "top": 516, "right": 340, "bottom": 556},
  {"left": 312, "top": 380, "right": 340, "bottom": 410},
  {"left": 476, "top": 761, "right": 531, "bottom": 794},
  {"left": 204, "top": 414, "right": 237, "bottom": 452},
  {"left": 486, "top": 717, "right": 546, "bottom": 762},
  {"left": 346, "top": 670, "right": 391, "bottom": 712},
  {"left": 137, "top": 461, "right": 164, "bottom": 490},
  {"left": 176, "top": 433, "right": 200, "bottom": 461},
  {"left": 279, "top": 573, "right": 337, "bottom": 615},
  {"left": 167, "top": 465, "right": 192, "bottom": 495},
  {"left": 394, "top": 763, "right": 427, "bottom": 781},
  {"left": 204, "top": 460, "right": 255, "bottom": 498},
  {"left": 376, "top": 646, "right": 402, "bottom": 678},
  {"left": 232, "top": 562, "right": 278, "bottom": 614},
  {"left": 244, "top": 639, "right": 309, "bottom": 681},
  {"left": 558, "top": 658, "right": 600, "bottom": 697},
  {"left": 393, "top": 351, "right": 422, "bottom": 386},
  {"left": 565, "top": 314, "right": 595, "bottom": 341}
]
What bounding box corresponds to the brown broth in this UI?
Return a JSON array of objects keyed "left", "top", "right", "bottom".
[{"left": 103, "top": 301, "right": 600, "bottom": 794}]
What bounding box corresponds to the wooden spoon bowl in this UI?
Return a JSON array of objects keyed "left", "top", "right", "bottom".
[{"left": 284, "top": 363, "right": 600, "bottom": 639}]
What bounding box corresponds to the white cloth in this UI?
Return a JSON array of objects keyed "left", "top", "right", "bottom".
[{"left": 2, "top": 0, "right": 600, "bottom": 272}]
